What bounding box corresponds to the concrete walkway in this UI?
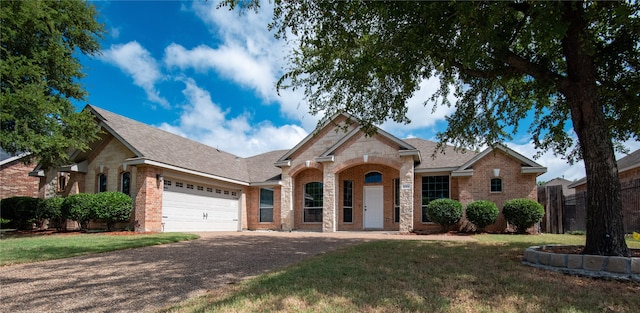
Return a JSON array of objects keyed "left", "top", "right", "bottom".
[{"left": 0, "top": 231, "right": 475, "bottom": 313}]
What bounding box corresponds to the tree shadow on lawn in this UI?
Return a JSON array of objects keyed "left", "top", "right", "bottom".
[
  {"left": 0, "top": 234, "right": 369, "bottom": 313},
  {"left": 172, "top": 240, "right": 640, "bottom": 313}
]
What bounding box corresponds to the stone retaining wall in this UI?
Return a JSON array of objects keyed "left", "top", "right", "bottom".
[{"left": 523, "top": 245, "right": 640, "bottom": 282}]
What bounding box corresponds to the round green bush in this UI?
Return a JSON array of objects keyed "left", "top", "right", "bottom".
[
  {"left": 502, "top": 198, "right": 544, "bottom": 233},
  {"left": 426, "top": 198, "right": 463, "bottom": 230},
  {"left": 61, "top": 193, "right": 95, "bottom": 230},
  {"left": 0, "top": 196, "right": 40, "bottom": 230},
  {"left": 37, "top": 197, "right": 65, "bottom": 230},
  {"left": 465, "top": 200, "right": 499, "bottom": 231},
  {"left": 91, "top": 192, "right": 133, "bottom": 231}
]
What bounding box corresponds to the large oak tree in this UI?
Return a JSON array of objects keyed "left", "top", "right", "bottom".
[
  {"left": 1, "top": 0, "right": 104, "bottom": 167},
  {"left": 226, "top": 0, "right": 639, "bottom": 256}
]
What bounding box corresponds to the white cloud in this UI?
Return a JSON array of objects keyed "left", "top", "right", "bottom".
[
  {"left": 101, "top": 41, "right": 169, "bottom": 108},
  {"left": 158, "top": 79, "right": 307, "bottom": 157},
  {"left": 381, "top": 77, "right": 457, "bottom": 137}
]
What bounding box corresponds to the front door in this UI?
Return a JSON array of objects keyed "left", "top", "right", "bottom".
[{"left": 364, "top": 186, "right": 384, "bottom": 229}]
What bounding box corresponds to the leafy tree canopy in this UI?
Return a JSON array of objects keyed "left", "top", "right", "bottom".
[
  {"left": 269, "top": 1, "right": 639, "bottom": 161},
  {"left": 223, "top": 0, "right": 639, "bottom": 256},
  {"left": 0, "top": 0, "right": 105, "bottom": 167}
]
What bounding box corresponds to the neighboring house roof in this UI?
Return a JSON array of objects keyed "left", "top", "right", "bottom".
[
  {"left": 568, "top": 148, "right": 640, "bottom": 188},
  {"left": 542, "top": 177, "right": 576, "bottom": 196},
  {"left": 86, "top": 105, "right": 251, "bottom": 184}
]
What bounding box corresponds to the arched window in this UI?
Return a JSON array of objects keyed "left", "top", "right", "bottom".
[
  {"left": 121, "top": 172, "right": 131, "bottom": 196},
  {"left": 491, "top": 178, "right": 503, "bottom": 192},
  {"left": 304, "top": 182, "right": 323, "bottom": 223},
  {"left": 98, "top": 173, "right": 107, "bottom": 192},
  {"left": 364, "top": 171, "right": 382, "bottom": 183}
]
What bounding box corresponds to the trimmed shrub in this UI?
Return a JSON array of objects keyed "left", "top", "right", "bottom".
[
  {"left": 502, "top": 198, "right": 545, "bottom": 234},
  {"left": 92, "top": 192, "right": 133, "bottom": 231},
  {"left": 61, "top": 193, "right": 95, "bottom": 230},
  {"left": 0, "top": 196, "right": 39, "bottom": 230},
  {"left": 465, "top": 200, "right": 499, "bottom": 231},
  {"left": 37, "top": 197, "right": 65, "bottom": 230},
  {"left": 426, "top": 198, "right": 463, "bottom": 231}
]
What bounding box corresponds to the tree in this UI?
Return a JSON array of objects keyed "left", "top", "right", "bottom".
[
  {"left": 224, "top": 0, "right": 639, "bottom": 255},
  {"left": 0, "top": 0, "right": 104, "bottom": 167}
]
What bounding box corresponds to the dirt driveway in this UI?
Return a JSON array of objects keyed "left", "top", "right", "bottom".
[{"left": 0, "top": 231, "right": 475, "bottom": 313}]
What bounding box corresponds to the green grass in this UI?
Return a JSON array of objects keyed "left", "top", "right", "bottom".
[
  {"left": 0, "top": 232, "right": 199, "bottom": 266},
  {"left": 160, "top": 234, "right": 640, "bottom": 313}
]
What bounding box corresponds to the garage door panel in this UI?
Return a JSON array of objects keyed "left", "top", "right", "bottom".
[{"left": 162, "top": 188, "right": 239, "bottom": 232}]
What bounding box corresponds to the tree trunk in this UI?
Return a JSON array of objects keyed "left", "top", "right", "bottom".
[{"left": 561, "top": 2, "right": 629, "bottom": 256}]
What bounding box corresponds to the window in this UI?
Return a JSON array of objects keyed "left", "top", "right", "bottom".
[
  {"left": 57, "top": 172, "right": 69, "bottom": 192},
  {"left": 197, "top": 186, "right": 204, "bottom": 191},
  {"left": 491, "top": 178, "right": 503, "bottom": 192},
  {"left": 343, "top": 180, "right": 353, "bottom": 223},
  {"left": 98, "top": 174, "right": 107, "bottom": 192},
  {"left": 231, "top": 191, "right": 237, "bottom": 197},
  {"left": 165, "top": 180, "right": 172, "bottom": 186},
  {"left": 304, "top": 182, "right": 323, "bottom": 223},
  {"left": 121, "top": 172, "right": 131, "bottom": 196},
  {"left": 187, "top": 184, "right": 194, "bottom": 189},
  {"left": 421, "top": 176, "right": 450, "bottom": 222},
  {"left": 394, "top": 178, "right": 400, "bottom": 223},
  {"left": 259, "top": 188, "right": 274, "bottom": 223},
  {"left": 224, "top": 190, "right": 229, "bottom": 195},
  {"left": 364, "top": 171, "right": 382, "bottom": 183},
  {"left": 176, "top": 182, "right": 183, "bottom": 188},
  {"left": 207, "top": 187, "right": 213, "bottom": 192}
]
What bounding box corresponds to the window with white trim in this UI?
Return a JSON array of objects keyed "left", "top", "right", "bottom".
[
  {"left": 343, "top": 180, "right": 353, "bottom": 223},
  {"left": 491, "top": 178, "right": 503, "bottom": 192},
  {"left": 259, "top": 188, "right": 274, "bottom": 223},
  {"left": 98, "top": 173, "right": 107, "bottom": 192},
  {"left": 394, "top": 178, "right": 400, "bottom": 223},
  {"left": 304, "top": 182, "right": 323, "bottom": 223},
  {"left": 121, "top": 172, "right": 131, "bottom": 196},
  {"left": 421, "top": 176, "right": 450, "bottom": 222}
]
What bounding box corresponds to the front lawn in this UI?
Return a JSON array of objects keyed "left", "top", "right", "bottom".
[
  {"left": 0, "top": 232, "right": 199, "bottom": 266},
  {"left": 160, "top": 234, "right": 640, "bottom": 313}
]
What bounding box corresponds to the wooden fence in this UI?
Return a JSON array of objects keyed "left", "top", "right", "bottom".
[{"left": 539, "top": 179, "right": 640, "bottom": 234}]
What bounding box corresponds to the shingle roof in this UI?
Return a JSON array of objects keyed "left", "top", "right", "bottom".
[
  {"left": 402, "top": 138, "right": 477, "bottom": 169},
  {"left": 245, "top": 149, "right": 287, "bottom": 183},
  {"left": 568, "top": 148, "right": 640, "bottom": 188},
  {"left": 89, "top": 105, "right": 250, "bottom": 182}
]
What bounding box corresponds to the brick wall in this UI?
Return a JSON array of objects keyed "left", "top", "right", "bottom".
[
  {"left": 0, "top": 158, "right": 39, "bottom": 200},
  {"left": 246, "top": 185, "right": 281, "bottom": 230},
  {"left": 459, "top": 150, "right": 539, "bottom": 233},
  {"left": 134, "top": 166, "right": 163, "bottom": 232}
]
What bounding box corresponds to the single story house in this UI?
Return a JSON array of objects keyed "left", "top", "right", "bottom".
[{"left": 32, "top": 105, "right": 546, "bottom": 233}]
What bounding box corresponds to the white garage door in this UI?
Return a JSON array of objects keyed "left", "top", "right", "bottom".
[{"left": 162, "top": 179, "right": 239, "bottom": 232}]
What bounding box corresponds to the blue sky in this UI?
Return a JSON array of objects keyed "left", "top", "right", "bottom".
[{"left": 77, "top": 1, "right": 638, "bottom": 183}]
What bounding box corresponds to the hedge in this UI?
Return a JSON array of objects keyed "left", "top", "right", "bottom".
[
  {"left": 502, "top": 198, "right": 545, "bottom": 234},
  {"left": 465, "top": 200, "right": 499, "bottom": 231},
  {"left": 425, "top": 198, "right": 463, "bottom": 231}
]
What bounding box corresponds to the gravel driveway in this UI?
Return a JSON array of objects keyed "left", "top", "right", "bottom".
[{"left": 0, "top": 231, "right": 475, "bottom": 313}]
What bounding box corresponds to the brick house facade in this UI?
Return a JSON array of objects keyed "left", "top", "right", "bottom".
[
  {"left": 0, "top": 155, "right": 40, "bottom": 200},
  {"left": 35, "top": 105, "right": 546, "bottom": 233}
]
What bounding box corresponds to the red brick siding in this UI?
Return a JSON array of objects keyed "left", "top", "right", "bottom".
[
  {"left": 337, "top": 163, "right": 400, "bottom": 231},
  {"left": 134, "top": 166, "right": 163, "bottom": 232},
  {"left": 246, "top": 185, "right": 281, "bottom": 230},
  {"left": 0, "top": 159, "right": 39, "bottom": 200},
  {"left": 293, "top": 168, "right": 324, "bottom": 230}
]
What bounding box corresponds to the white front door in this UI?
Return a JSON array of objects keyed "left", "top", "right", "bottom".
[{"left": 364, "top": 186, "right": 384, "bottom": 229}]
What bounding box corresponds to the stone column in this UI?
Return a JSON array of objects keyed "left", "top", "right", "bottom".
[
  {"left": 322, "top": 163, "right": 337, "bottom": 232},
  {"left": 280, "top": 167, "right": 294, "bottom": 231},
  {"left": 399, "top": 156, "right": 414, "bottom": 233}
]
